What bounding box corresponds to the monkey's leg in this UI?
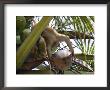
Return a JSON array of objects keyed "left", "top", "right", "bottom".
[
  {"left": 48, "top": 61, "right": 52, "bottom": 74},
  {"left": 58, "top": 70, "right": 64, "bottom": 74},
  {"left": 47, "top": 45, "right": 52, "bottom": 59}
]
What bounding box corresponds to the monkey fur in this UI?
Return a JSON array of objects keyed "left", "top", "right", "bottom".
[{"left": 41, "top": 27, "right": 75, "bottom": 59}]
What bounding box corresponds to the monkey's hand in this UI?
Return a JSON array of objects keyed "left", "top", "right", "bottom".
[
  {"left": 42, "top": 56, "right": 49, "bottom": 61},
  {"left": 71, "top": 52, "right": 74, "bottom": 57},
  {"left": 71, "top": 52, "right": 76, "bottom": 60}
]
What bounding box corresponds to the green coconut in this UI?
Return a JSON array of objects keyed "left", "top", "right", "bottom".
[
  {"left": 23, "top": 29, "right": 31, "bottom": 38},
  {"left": 16, "top": 16, "right": 26, "bottom": 34},
  {"left": 16, "top": 35, "right": 21, "bottom": 45}
]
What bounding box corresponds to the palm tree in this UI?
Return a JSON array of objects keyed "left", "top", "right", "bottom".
[{"left": 16, "top": 16, "right": 94, "bottom": 74}]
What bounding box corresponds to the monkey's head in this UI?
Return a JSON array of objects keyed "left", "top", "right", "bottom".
[{"left": 51, "top": 50, "right": 74, "bottom": 70}]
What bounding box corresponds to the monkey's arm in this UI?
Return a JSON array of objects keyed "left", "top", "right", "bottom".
[
  {"left": 47, "top": 44, "right": 52, "bottom": 59},
  {"left": 60, "top": 35, "right": 75, "bottom": 57}
]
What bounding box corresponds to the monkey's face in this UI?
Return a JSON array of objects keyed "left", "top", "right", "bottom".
[
  {"left": 51, "top": 50, "right": 73, "bottom": 70},
  {"left": 63, "top": 54, "right": 73, "bottom": 68},
  {"left": 51, "top": 57, "right": 72, "bottom": 70}
]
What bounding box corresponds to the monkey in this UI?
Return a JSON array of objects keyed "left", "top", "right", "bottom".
[
  {"left": 31, "top": 25, "right": 75, "bottom": 73},
  {"left": 40, "top": 27, "right": 75, "bottom": 74},
  {"left": 50, "top": 50, "right": 73, "bottom": 74},
  {"left": 31, "top": 36, "right": 47, "bottom": 59},
  {"left": 41, "top": 27, "right": 75, "bottom": 59}
]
